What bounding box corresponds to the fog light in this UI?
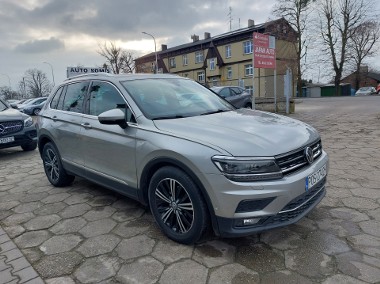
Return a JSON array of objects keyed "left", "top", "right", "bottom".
[{"left": 243, "top": 218, "right": 261, "bottom": 226}]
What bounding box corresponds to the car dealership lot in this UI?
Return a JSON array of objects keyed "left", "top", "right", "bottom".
[{"left": 1, "top": 96, "right": 380, "bottom": 283}]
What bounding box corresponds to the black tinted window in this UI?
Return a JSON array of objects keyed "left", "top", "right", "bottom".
[
  {"left": 62, "top": 82, "right": 89, "bottom": 113},
  {"left": 88, "top": 81, "right": 125, "bottom": 116}
]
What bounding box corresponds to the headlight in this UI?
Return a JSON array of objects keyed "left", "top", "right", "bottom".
[
  {"left": 24, "top": 117, "right": 33, "bottom": 127},
  {"left": 212, "top": 155, "right": 283, "bottom": 182}
]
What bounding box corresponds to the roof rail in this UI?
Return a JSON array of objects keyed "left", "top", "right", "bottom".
[{"left": 64, "top": 72, "right": 114, "bottom": 81}]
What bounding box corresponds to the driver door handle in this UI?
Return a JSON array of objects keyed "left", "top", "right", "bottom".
[{"left": 81, "top": 122, "right": 92, "bottom": 129}]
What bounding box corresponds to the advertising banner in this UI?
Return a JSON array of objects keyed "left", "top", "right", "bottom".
[{"left": 253, "top": 33, "right": 276, "bottom": 69}]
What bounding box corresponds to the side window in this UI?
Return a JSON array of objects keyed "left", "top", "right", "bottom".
[
  {"left": 219, "top": 88, "right": 231, "bottom": 98},
  {"left": 232, "top": 87, "right": 242, "bottom": 95},
  {"left": 62, "top": 82, "right": 89, "bottom": 113},
  {"left": 50, "top": 87, "right": 63, "bottom": 109},
  {"left": 88, "top": 81, "right": 126, "bottom": 116}
]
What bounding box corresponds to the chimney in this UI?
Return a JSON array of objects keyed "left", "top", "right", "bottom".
[
  {"left": 204, "top": 32, "right": 211, "bottom": 39},
  {"left": 191, "top": 34, "right": 199, "bottom": 42},
  {"left": 161, "top": 44, "right": 167, "bottom": 51},
  {"left": 248, "top": 19, "right": 255, "bottom": 27}
]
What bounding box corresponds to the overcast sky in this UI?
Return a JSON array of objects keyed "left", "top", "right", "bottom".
[{"left": 0, "top": 0, "right": 379, "bottom": 90}]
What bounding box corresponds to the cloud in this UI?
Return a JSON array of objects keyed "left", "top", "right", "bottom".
[{"left": 14, "top": 37, "right": 65, "bottom": 53}]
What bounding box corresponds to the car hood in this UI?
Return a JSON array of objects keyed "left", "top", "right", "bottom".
[
  {"left": 0, "top": 107, "right": 29, "bottom": 121},
  {"left": 153, "top": 109, "right": 319, "bottom": 156}
]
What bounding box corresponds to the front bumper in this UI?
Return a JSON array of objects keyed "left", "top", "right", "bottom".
[
  {"left": 216, "top": 178, "right": 326, "bottom": 237},
  {"left": 203, "top": 151, "right": 329, "bottom": 237},
  {"left": 0, "top": 129, "right": 37, "bottom": 149}
]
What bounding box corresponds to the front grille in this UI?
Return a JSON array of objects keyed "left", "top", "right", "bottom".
[
  {"left": 235, "top": 197, "right": 275, "bottom": 213},
  {"left": 276, "top": 140, "right": 322, "bottom": 176},
  {"left": 0, "top": 120, "right": 23, "bottom": 137}
]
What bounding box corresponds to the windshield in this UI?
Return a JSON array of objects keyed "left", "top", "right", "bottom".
[{"left": 121, "top": 78, "right": 234, "bottom": 119}]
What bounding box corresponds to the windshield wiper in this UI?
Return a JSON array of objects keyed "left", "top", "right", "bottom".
[
  {"left": 200, "top": 109, "right": 228, "bottom": 116},
  {"left": 152, "top": 115, "right": 185, "bottom": 120}
]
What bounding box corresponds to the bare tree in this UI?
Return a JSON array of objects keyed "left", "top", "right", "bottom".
[
  {"left": 0, "top": 86, "right": 19, "bottom": 100},
  {"left": 273, "top": 0, "right": 315, "bottom": 96},
  {"left": 319, "top": 0, "right": 372, "bottom": 95},
  {"left": 347, "top": 20, "right": 380, "bottom": 89},
  {"left": 21, "top": 69, "right": 52, "bottom": 98},
  {"left": 97, "top": 42, "right": 135, "bottom": 74}
]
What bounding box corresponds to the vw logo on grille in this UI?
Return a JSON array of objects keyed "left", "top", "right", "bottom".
[
  {"left": 0, "top": 124, "right": 4, "bottom": 134},
  {"left": 304, "top": 147, "right": 314, "bottom": 164}
]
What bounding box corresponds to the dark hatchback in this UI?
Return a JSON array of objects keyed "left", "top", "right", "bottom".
[
  {"left": 210, "top": 86, "right": 252, "bottom": 108},
  {"left": 0, "top": 98, "right": 37, "bottom": 151}
]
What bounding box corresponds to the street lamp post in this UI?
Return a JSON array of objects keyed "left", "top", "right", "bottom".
[
  {"left": 43, "top": 61, "right": 55, "bottom": 86},
  {"left": 142, "top": 32, "right": 158, "bottom": 74}
]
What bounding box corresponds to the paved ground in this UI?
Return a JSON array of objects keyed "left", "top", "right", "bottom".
[{"left": 0, "top": 96, "right": 379, "bottom": 284}]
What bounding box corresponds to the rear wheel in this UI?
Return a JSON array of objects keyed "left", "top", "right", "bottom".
[
  {"left": 245, "top": 102, "right": 252, "bottom": 109},
  {"left": 42, "top": 142, "right": 75, "bottom": 187},
  {"left": 33, "top": 108, "right": 41, "bottom": 115},
  {"left": 148, "top": 166, "right": 209, "bottom": 244}
]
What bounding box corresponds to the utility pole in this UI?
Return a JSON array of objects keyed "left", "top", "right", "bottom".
[{"left": 228, "top": 7, "right": 233, "bottom": 31}]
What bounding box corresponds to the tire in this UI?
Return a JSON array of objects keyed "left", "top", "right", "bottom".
[
  {"left": 33, "top": 108, "right": 41, "bottom": 115},
  {"left": 21, "top": 142, "right": 37, "bottom": 151},
  {"left": 42, "top": 142, "right": 75, "bottom": 187},
  {"left": 148, "top": 166, "right": 209, "bottom": 244},
  {"left": 245, "top": 103, "right": 252, "bottom": 109}
]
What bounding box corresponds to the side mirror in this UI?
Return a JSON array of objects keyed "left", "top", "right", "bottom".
[{"left": 98, "top": 108, "right": 127, "bottom": 129}]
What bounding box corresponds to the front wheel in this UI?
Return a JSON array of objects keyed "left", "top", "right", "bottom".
[
  {"left": 148, "top": 166, "right": 209, "bottom": 244},
  {"left": 42, "top": 142, "right": 75, "bottom": 187},
  {"left": 21, "top": 142, "right": 37, "bottom": 151}
]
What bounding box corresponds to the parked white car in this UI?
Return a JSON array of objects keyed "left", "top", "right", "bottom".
[{"left": 355, "top": 87, "right": 375, "bottom": 96}]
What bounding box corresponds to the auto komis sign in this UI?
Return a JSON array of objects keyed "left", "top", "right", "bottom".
[{"left": 67, "top": 67, "right": 111, "bottom": 78}]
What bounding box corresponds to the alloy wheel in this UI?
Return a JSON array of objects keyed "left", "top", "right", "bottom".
[
  {"left": 154, "top": 178, "right": 194, "bottom": 233},
  {"left": 44, "top": 148, "right": 60, "bottom": 183}
]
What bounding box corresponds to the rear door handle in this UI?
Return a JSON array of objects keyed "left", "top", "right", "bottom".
[{"left": 81, "top": 122, "right": 92, "bottom": 129}]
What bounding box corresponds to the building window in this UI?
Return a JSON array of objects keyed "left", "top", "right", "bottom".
[
  {"left": 225, "top": 45, "right": 231, "bottom": 58},
  {"left": 227, "top": 67, "right": 232, "bottom": 79},
  {"left": 195, "top": 51, "right": 204, "bottom": 64},
  {"left": 245, "top": 86, "right": 253, "bottom": 96},
  {"left": 245, "top": 64, "right": 253, "bottom": 76},
  {"left": 211, "top": 76, "right": 219, "bottom": 87},
  {"left": 169, "top": 57, "right": 176, "bottom": 68},
  {"left": 182, "top": 54, "right": 188, "bottom": 66},
  {"left": 243, "top": 41, "right": 253, "bottom": 54},
  {"left": 209, "top": 58, "right": 216, "bottom": 70},
  {"left": 197, "top": 71, "right": 205, "bottom": 82}
]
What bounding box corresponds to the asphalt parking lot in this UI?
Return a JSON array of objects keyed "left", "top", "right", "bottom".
[{"left": 1, "top": 96, "right": 380, "bottom": 284}]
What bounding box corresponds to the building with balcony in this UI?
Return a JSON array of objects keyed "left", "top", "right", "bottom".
[{"left": 135, "top": 18, "right": 298, "bottom": 98}]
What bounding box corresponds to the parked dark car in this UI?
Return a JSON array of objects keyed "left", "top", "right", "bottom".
[
  {"left": 210, "top": 86, "right": 252, "bottom": 108},
  {"left": 0, "top": 98, "right": 37, "bottom": 151}
]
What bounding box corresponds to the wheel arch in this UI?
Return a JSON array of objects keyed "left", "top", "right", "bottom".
[
  {"left": 139, "top": 157, "right": 220, "bottom": 236},
  {"left": 38, "top": 134, "right": 55, "bottom": 157}
]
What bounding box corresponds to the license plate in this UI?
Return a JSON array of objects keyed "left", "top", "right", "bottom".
[
  {"left": 306, "top": 164, "right": 327, "bottom": 191},
  {"left": 0, "top": 136, "right": 15, "bottom": 144}
]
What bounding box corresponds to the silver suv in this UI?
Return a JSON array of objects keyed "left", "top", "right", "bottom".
[{"left": 37, "top": 73, "right": 328, "bottom": 244}]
